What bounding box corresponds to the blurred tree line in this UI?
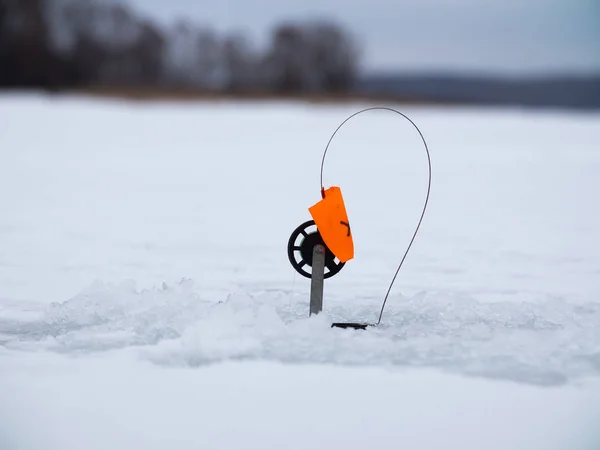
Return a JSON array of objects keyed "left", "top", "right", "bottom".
[{"left": 0, "top": 0, "right": 361, "bottom": 94}]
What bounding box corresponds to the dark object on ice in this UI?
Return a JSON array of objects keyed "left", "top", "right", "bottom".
[{"left": 331, "top": 322, "right": 368, "bottom": 330}]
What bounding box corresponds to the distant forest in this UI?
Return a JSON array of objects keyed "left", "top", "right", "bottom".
[
  {"left": 2, "top": 0, "right": 599, "bottom": 109},
  {"left": 0, "top": 0, "right": 360, "bottom": 93}
]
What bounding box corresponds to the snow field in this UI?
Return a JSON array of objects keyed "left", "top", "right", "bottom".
[{"left": 1, "top": 94, "right": 599, "bottom": 449}]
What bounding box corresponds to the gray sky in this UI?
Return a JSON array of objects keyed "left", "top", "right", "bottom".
[{"left": 126, "top": 0, "right": 600, "bottom": 75}]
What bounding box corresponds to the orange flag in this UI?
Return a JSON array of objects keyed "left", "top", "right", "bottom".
[{"left": 308, "top": 186, "right": 354, "bottom": 263}]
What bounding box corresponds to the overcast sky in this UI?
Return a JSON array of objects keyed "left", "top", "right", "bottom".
[{"left": 125, "top": 0, "right": 600, "bottom": 75}]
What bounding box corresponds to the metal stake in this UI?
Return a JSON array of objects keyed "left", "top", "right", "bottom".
[{"left": 309, "top": 244, "right": 325, "bottom": 316}]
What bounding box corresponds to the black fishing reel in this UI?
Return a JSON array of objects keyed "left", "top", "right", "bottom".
[{"left": 287, "top": 220, "right": 345, "bottom": 279}]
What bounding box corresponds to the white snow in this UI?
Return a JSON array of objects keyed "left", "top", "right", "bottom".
[{"left": 1, "top": 93, "right": 600, "bottom": 449}]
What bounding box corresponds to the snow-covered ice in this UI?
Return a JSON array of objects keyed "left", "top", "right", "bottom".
[{"left": 1, "top": 93, "right": 600, "bottom": 449}]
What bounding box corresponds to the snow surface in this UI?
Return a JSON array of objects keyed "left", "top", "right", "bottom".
[{"left": 1, "top": 93, "right": 600, "bottom": 449}]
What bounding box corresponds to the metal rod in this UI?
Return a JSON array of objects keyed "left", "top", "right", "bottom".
[{"left": 309, "top": 244, "right": 325, "bottom": 316}]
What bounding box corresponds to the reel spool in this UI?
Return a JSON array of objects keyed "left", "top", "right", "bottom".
[{"left": 287, "top": 219, "right": 345, "bottom": 280}]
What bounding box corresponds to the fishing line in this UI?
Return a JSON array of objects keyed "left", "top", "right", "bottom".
[{"left": 319, "top": 107, "right": 432, "bottom": 325}]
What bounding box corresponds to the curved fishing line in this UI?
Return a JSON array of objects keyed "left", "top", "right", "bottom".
[{"left": 319, "top": 106, "right": 432, "bottom": 325}]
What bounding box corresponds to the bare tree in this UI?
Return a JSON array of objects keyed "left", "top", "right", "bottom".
[
  {"left": 0, "top": 0, "right": 81, "bottom": 88},
  {"left": 64, "top": 2, "right": 165, "bottom": 86},
  {"left": 265, "top": 23, "right": 308, "bottom": 93},
  {"left": 264, "top": 20, "right": 360, "bottom": 94},
  {"left": 306, "top": 20, "right": 360, "bottom": 92},
  {"left": 195, "top": 28, "right": 221, "bottom": 89},
  {"left": 133, "top": 21, "right": 165, "bottom": 85},
  {"left": 222, "top": 32, "right": 259, "bottom": 92}
]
